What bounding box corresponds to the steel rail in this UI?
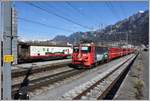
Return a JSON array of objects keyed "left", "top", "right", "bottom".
[
  {"left": 11, "top": 69, "right": 85, "bottom": 97},
  {"left": 98, "top": 53, "right": 138, "bottom": 99},
  {"left": 72, "top": 54, "right": 137, "bottom": 100},
  {"left": 1, "top": 61, "right": 71, "bottom": 78}
]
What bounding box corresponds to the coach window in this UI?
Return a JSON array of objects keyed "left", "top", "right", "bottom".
[
  {"left": 43, "top": 48, "right": 45, "bottom": 51},
  {"left": 47, "top": 48, "right": 49, "bottom": 52}
]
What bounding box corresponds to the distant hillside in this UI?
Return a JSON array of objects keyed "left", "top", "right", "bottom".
[
  {"left": 52, "top": 35, "right": 69, "bottom": 43},
  {"left": 52, "top": 10, "right": 149, "bottom": 45}
]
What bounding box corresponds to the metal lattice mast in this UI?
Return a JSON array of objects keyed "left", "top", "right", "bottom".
[
  {"left": 1, "top": 1, "right": 12, "bottom": 100},
  {"left": 11, "top": 7, "right": 18, "bottom": 64}
]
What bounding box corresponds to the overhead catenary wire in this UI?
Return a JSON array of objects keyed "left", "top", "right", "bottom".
[
  {"left": 65, "top": 2, "right": 87, "bottom": 18},
  {"left": 42, "top": 2, "right": 80, "bottom": 25},
  {"left": 108, "top": 2, "right": 122, "bottom": 20},
  {"left": 116, "top": 2, "right": 130, "bottom": 45},
  {"left": 105, "top": 1, "right": 123, "bottom": 44},
  {"left": 65, "top": 1, "right": 98, "bottom": 32},
  {"left": 41, "top": 2, "right": 101, "bottom": 32},
  {"left": 105, "top": 1, "right": 121, "bottom": 21},
  {"left": 119, "top": 3, "right": 128, "bottom": 18},
  {"left": 65, "top": 2, "right": 99, "bottom": 31},
  {"left": 18, "top": 17, "right": 74, "bottom": 32},
  {"left": 43, "top": 3, "right": 70, "bottom": 19},
  {"left": 25, "top": 2, "right": 93, "bottom": 30},
  {"left": 86, "top": 1, "right": 105, "bottom": 30}
]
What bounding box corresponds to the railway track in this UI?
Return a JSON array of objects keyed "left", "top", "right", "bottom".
[
  {"left": 11, "top": 68, "right": 86, "bottom": 97},
  {"left": 11, "top": 67, "right": 73, "bottom": 88},
  {"left": 1, "top": 53, "right": 137, "bottom": 100},
  {"left": 1, "top": 60, "right": 73, "bottom": 99},
  {"left": 1, "top": 59, "right": 71, "bottom": 78},
  {"left": 11, "top": 54, "right": 136, "bottom": 99},
  {"left": 10, "top": 57, "right": 120, "bottom": 98},
  {"left": 61, "top": 53, "right": 137, "bottom": 100}
]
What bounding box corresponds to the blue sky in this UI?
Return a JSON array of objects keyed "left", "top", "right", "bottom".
[{"left": 14, "top": 1, "right": 148, "bottom": 41}]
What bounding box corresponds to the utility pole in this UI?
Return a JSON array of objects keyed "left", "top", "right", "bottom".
[{"left": 1, "top": 1, "right": 12, "bottom": 100}]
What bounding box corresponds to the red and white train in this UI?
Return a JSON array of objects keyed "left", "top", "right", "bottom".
[{"left": 72, "top": 42, "right": 135, "bottom": 68}]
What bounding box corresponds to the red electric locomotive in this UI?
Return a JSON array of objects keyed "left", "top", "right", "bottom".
[
  {"left": 72, "top": 43, "right": 95, "bottom": 68},
  {"left": 72, "top": 43, "right": 108, "bottom": 68},
  {"left": 72, "top": 42, "right": 135, "bottom": 68}
]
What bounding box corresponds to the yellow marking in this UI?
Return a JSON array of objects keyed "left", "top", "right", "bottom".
[{"left": 3, "top": 55, "right": 14, "bottom": 63}]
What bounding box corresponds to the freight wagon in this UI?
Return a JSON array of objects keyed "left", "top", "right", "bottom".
[{"left": 18, "top": 42, "right": 73, "bottom": 63}]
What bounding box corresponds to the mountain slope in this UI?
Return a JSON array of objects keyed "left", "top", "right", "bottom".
[{"left": 52, "top": 10, "right": 149, "bottom": 45}]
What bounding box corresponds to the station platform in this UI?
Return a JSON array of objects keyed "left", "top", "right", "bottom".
[{"left": 11, "top": 59, "right": 71, "bottom": 70}]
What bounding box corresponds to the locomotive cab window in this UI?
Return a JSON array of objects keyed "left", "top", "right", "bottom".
[
  {"left": 73, "top": 47, "right": 79, "bottom": 52},
  {"left": 81, "top": 46, "right": 91, "bottom": 53}
]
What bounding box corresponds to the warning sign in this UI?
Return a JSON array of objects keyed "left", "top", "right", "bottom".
[{"left": 4, "top": 55, "right": 14, "bottom": 63}]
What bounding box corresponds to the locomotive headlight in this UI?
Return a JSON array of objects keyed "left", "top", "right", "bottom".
[
  {"left": 82, "top": 54, "right": 87, "bottom": 57},
  {"left": 77, "top": 53, "right": 81, "bottom": 59}
]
